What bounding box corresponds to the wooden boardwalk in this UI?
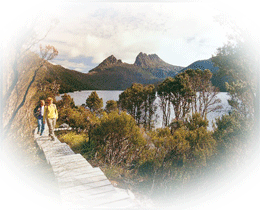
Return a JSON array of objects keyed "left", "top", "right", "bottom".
[{"left": 34, "top": 127, "right": 138, "bottom": 209}]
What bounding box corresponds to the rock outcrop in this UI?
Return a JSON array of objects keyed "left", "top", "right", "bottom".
[
  {"left": 134, "top": 52, "right": 165, "bottom": 68},
  {"left": 90, "top": 55, "right": 123, "bottom": 72}
]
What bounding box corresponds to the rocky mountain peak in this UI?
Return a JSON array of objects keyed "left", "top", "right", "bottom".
[
  {"left": 100, "top": 55, "right": 122, "bottom": 67},
  {"left": 134, "top": 52, "right": 164, "bottom": 68},
  {"left": 89, "top": 55, "right": 123, "bottom": 73}
]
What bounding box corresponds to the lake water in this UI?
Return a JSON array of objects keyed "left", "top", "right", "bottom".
[{"left": 56, "top": 90, "right": 231, "bottom": 130}]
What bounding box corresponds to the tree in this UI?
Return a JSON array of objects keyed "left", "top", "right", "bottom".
[
  {"left": 58, "top": 106, "right": 92, "bottom": 131},
  {"left": 105, "top": 100, "right": 118, "bottom": 113},
  {"left": 211, "top": 40, "right": 259, "bottom": 129},
  {"left": 157, "top": 74, "right": 194, "bottom": 126},
  {"left": 57, "top": 93, "right": 75, "bottom": 109},
  {"left": 167, "top": 113, "right": 215, "bottom": 168},
  {"left": 118, "top": 83, "right": 144, "bottom": 124},
  {"left": 2, "top": 19, "right": 57, "bottom": 108},
  {"left": 142, "top": 84, "right": 157, "bottom": 130},
  {"left": 119, "top": 83, "right": 157, "bottom": 129},
  {"left": 185, "top": 69, "right": 222, "bottom": 119},
  {"left": 86, "top": 91, "right": 103, "bottom": 113},
  {"left": 169, "top": 72, "right": 194, "bottom": 121},
  {"left": 157, "top": 69, "right": 222, "bottom": 127},
  {"left": 157, "top": 78, "right": 173, "bottom": 127}
]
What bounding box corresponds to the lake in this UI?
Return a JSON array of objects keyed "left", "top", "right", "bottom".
[{"left": 56, "top": 90, "right": 231, "bottom": 130}]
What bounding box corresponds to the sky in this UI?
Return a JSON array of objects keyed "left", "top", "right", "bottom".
[
  {"left": 40, "top": 2, "right": 229, "bottom": 72},
  {"left": 1, "top": 1, "right": 260, "bottom": 73}
]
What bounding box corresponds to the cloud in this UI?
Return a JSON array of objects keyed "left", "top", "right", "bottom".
[
  {"left": 186, "top": 36, "right": 196, "bottom": 43},
  {"left": 51, "top": 57, "right": 95, "bottom": 73},
  {"left": 42, "top": 2, "right": 229, "bottom": 69}
]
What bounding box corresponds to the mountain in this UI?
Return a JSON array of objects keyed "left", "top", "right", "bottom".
[
  {"left": 181, "top": 58, "right": 219, "bottom": 73},
  {"left": 40, "top": 52, "right": 183, "bottom": 92},
  {"left": 180, "top": 58, "right": 227, "bottom": 91},
  {"left": 134, "top": 52, "right": 183, "bottom": 78},
  {"left": 38, "top": 54, "right": 226, "bottom": 92},
  {"left": 89, "top": 52, "right": 184, "bottom": 82},
  {"left": 90, "top": 55, "right": 123, "bottom": 72}
]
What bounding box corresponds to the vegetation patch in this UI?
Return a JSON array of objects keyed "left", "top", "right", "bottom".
[{"left": 58, "top": 131, "right": 88, "bottom": 153}]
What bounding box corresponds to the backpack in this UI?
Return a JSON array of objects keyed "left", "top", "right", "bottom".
[{"left": 33, "top": 106, "right": 40, "bottom": 119}]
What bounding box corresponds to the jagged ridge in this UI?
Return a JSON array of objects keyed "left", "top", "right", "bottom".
[
  {"left": 89, "top": 52, "right": 184, "bottom": 78},
  {"left": 91, "top": 55, "right": 123, "bottom": 72}
]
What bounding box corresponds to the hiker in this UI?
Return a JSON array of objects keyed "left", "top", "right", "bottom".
[
  {"left": 34, "top": 100, "right": 45, "bottom": 135},
  {"left": 43, "top": 97, "right": 58, "bottom": 141}
]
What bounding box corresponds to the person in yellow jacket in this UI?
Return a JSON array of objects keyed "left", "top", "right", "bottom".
[{"left": 43, "top": 97, "right": 58, "bottom": 140}]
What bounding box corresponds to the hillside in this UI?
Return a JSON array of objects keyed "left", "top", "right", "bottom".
[
  {"left": 36, "top": 54, "right": 226, "bottom": 93},
  {"left": 181, "top": 58, "right": 227, "bottom": 91},
  {"left": 38, "top": 62, "right": 93, "bottom": 93},
  {"left": 42, "top": 52, "right": 184, "bottom": 92},
  {"left": 41, "top": 58, "right": 159, "bottom": 92}
]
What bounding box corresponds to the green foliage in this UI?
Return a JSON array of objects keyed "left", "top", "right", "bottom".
[
  {"left": 212, "top": 40, "right": 257, "bottom": 123},
  {"left": 119, "top": 83, "right": 144, "bottom": 124},
  {"left": 90, "top": 111, "right": 146, "bottom": 166},
  {"left": 157, "top": 77, "right": 173, "bottom": 127},
  {"left": 144, "top": 112, "right": 216, "bottom": 191},
  {"left": 57, "top": 107, "right": 91, "bottom": 129},
  {"left": 105, "top": 100, "right": 118, "bottom": 113},
  {"left": 213, "top": 112, "right": 249, "bottom": 155},
  {"left": 185, "top": 112, "right": 209, "bottom": 130},
  {"left": 118, "top": 83, "right": 157, "bottom": 129},
  {"left": 157, "top": 69, "right": 221, "bottom": 127},
  {"left": 58, "top": 132, "right": 87, "bottom": 153},
  {"left": 86, "top": 91, "right": 103, "bottom": 113},
  {"left": 143, "top": 84, "right": 157, "bottom": 130},
  {"left": 56, "top": 93, "right": 75, "bottom": 109},
  {"left": 211, "top": 39, "right": 257, "bottom": 170},
  {"left": 56, "top": 94, "right": 92, "bottom": 130},
  {"left": 170, "top": 72, "right": 195, "bottom": 120}
]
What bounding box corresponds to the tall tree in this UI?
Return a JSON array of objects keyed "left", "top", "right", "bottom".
[
  {"left": 118, "top": 83, "right": 144, "bottom": 125},
  {"left": 142, "top": 84, "right": 157, "bottom": 130},
  {"left": 57, "top": 93, "right": 75, "bottom": 109},
  {"left": 185, "top": 69, "right": 222, "bottom": 119},
  {"left": 86, "top": 91, "right": 103, "bottom": 113},
  {"left": 169, "top": 72, "right": 194, "bottom": 121},
  {"left": 157, "top": 78, "right": 173, "bottom": 127},
  {"left": 119, "top": 83, "right": 157, "bottom": 129},
  {"left": 105, "top": 100, "right": 118, "bottom": 113}
]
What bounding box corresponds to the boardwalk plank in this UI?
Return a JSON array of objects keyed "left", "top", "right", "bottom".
[
  {"left": 50, "top": 154, "right": 84, "bottom": 164},
  {"left": 60, "top": 183, "right": 115, "bottom": 195},
  {"left": 58, "top": 177, "right": 111, "bottom": 189}
]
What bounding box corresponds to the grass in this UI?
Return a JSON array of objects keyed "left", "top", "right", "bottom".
[{"left": 57, "top": 131, "right": 88, "bottom": 153}]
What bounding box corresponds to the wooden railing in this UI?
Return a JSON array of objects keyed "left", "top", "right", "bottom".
[{"left": 34, "top": 127, "right": 137, "bottom": 209}]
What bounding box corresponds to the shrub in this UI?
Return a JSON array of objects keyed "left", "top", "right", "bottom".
[{"left": 90, "top": 111, "right": 147, "bottom": 167}]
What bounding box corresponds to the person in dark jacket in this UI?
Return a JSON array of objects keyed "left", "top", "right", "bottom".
[{"left": 34, "top": 100, "right": 45, "bottom": 136}]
